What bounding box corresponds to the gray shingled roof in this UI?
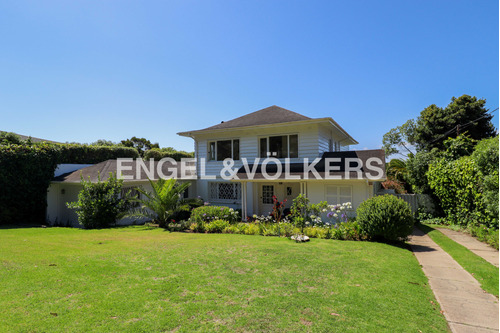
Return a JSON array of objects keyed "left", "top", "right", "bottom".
[
  {"left": 179, "top": 106, "right": 311, "bottom": 134},
  {"left": 53, "top": 159, "right": 195, "bottom": 183}
]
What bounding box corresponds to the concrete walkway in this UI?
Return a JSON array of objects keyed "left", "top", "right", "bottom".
[
  {"left": 436, "top": 228, "right": 499, "bottom": 267},
  {"left": 408, "top": 228, "right": 499, "bottom": 333}
]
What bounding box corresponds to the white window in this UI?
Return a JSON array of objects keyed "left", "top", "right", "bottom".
[
  {"left": 325, "top": 185, "right": 352, "bottom": 205},
  {"left": 208, "top": 139, "right": 239, "bottom": 161},
  {"left": 259, "top": 134, "right": 298, "bottom": 158},
  {"left": 209, "top": 182, "right": 241, "bottom": 202}
]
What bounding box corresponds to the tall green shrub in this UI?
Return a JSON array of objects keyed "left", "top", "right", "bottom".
[
  {"left": 67, "top": 173, "right": 132, "bottom": 229},
  {"left": 471, "top": 137, "right": 499, "bottom": 227},
  {"left": 356, "top": 195, "right": 414, "bottom": 242},
  {"left": 427, "top": 156, "right": 488, "bottom": 227},
  {"left": 0, "top": 144, "right": 59, "bottom": 224}
]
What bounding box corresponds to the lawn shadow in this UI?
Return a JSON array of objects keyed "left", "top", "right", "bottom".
[
  {"left": 409, "top": 244, "right": 437, "bottom": 253},
  {"left": 0, "top": 223, "right": 46, "bottom": 230}
]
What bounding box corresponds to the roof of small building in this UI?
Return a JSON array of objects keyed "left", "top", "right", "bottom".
[{"left": 53, "top": 159, "right": 195, "bottom": 183}]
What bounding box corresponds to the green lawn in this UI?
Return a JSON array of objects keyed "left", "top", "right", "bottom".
[
  {"left": 0, "top": 226, "right": 449, "bottom": 332},
  {"left": 419, "top": 223, "right": 499, "bottom": 297}
]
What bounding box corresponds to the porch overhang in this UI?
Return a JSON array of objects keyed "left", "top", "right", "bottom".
[{"left": 234, "top": 149, "right": 386, "bottom": 182}]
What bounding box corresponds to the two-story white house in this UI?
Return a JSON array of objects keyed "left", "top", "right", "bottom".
[
  {"left": 46, "top": 105, "right": 386, "bottom": 225},
  {"left": 178, "top": 105, "right": 386, "bottom": 219}
]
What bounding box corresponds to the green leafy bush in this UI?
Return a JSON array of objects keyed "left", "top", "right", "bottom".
[
  {"left": 356, "top": 195, "right": 414, "bottom": 242},
  {"left": 427, "top": 156, "right": 487, "bottom": 227},
  {"left": 205, "top": 219, "right": 230, "bottom": 233},
  {"left": 468, "top": 225, "right": 499, "bottom": 250},
  {"left": 190, "top": 206, "right": 240, "bottom": 224},
  {"left": 67, "top": 173, "right": 132, "bottom": 229},
  {"left": 471, "top": 137, "right": 499, "bottom": 227},
  {"left": 0, "top": 144, "right": 59, "bottom": 224}
]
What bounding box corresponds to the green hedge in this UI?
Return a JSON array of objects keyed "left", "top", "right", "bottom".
[
  {"left": 143, "top": 148, "right": 194, "bottom": 161},
  {"left": 55, "top": 144, "right": 139, "bottom": 164},
  {"left": 427, "top": 137, "right": 498, "bottom": 228},
  {"left": 0, "top": 144, "right": 59, "bottom": 224}
]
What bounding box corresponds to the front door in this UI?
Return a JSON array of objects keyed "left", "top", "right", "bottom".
[
  {"left": 260, "top": 184, "right": 275, "bottom": 216},
  {"left": 259, "top": 183, "right": 300, "bottom": 215}
]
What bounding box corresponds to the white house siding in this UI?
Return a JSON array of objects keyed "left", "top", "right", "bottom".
[
  {"left": 193, "top": 123, "right": 326, "bottom": 178},
  {"left": 46, "top": 183, "right": 82, "bottom": 227},
  {"left": 305, "top": 179, "right": 373, "bottom": 210}
]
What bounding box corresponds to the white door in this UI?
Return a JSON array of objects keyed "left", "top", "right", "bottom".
[
  {"left": 260, "top": 184, "right": 276, "bottom": 216},
  {"left": 282, "top": 183, "right": 300, "bottom": 210}
]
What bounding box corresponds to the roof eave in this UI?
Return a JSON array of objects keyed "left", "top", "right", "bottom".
[{"left": 178, "top": 118, "right": 358, "bottom": 144}]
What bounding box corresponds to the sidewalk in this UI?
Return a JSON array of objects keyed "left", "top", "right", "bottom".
[
  {"left": 436, "top": 228, "right": 499, "bottom": 267},
  {"left": 408, "top": 228, "right": 499, "bottom": 333}
]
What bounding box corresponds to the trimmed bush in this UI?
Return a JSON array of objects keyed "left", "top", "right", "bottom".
[
  {"left": 55, "top": 144, "right": 139, "bottom": 164},
  {"left": 190, "top": 206, "right": 240, "bottom": 224},
  {"left": 356, "top": 195, "right": 414, "bottom": 242}
]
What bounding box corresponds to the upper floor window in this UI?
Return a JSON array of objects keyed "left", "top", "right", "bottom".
[
  {"left": 208, "top": 139, "right": 239, "bottom": 161},
  {"left": 259, "top": 134, "right": 298, "bottom": 158}
]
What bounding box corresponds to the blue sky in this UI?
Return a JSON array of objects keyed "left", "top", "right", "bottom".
[{"left": 1, "top": 0, "right": 498, "bottom": 151}]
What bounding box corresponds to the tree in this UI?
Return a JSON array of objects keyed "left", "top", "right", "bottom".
[
  {"left": 90, "top": 139, "right": 119, "bottom": 146},
  {"left": 382, "top": 119, "right": 417, "bottom": 157},
  {"left": 414, "top": 95, "right": 496, "bottom": 151},
  {"left": 121, "top": 137, "right": 159, "bottom": 157},
  {"left": 130, "top": 178, "right": 191, "bottom": 228},
  {"left": 405, "top": 150, "right": 440, "bottom": 195},
  {"left": 382, "top": 95, "right": 496, "bottom": 156}
]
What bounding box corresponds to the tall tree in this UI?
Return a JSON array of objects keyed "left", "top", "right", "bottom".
[
  {"left": 382, "top": 119, "right": 416, "bottom": 157},
  {"left": 121, "top": 137, "right": 160, "bottom": 157},
  {"left": 383, "top": 95, "right": 496, "bottom": 157},
  {"left": 414, "top": 95, "right": 495, "bottom": 151}
]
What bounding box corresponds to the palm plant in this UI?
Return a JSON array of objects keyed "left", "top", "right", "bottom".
[
  {"left": 387, "top": 158, "right": 408, "bottom": 182},
  {"left": 130, "top": 178, "right": 191, "bottom": 227}
]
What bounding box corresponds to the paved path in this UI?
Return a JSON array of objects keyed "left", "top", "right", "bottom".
[
  {"left": 436, "top": 228, "right": 499, "bottom": 268},
  {"left": 408, "top": 228, "right": 499, "bottom": 333}
]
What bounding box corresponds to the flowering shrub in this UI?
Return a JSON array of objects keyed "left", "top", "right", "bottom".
[
  {"left": 289, "top": 194, "right": 354, "bottom": 229},
  {"left": 186, "top": 218, "right": 361, "bottom": 240},
  {"left": 190, "top": 205, "right": 239, "bottom": 224}
]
